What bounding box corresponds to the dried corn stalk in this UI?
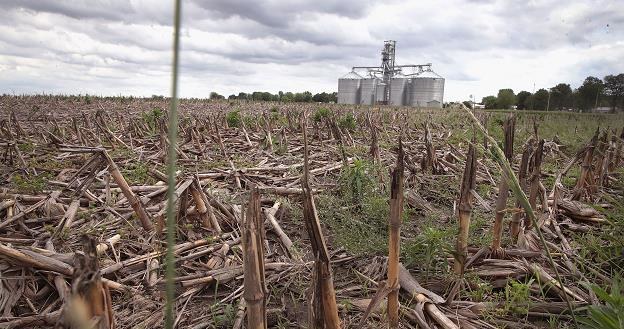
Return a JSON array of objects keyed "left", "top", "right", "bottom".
[
  {"left": 510, "top": 142, "right": 532, "bottom": 241},
  {"left": 61, "top": 235, "right": 115, "bottom": 329},
  {"left": 102, "top": 150, "right": 153, "bottom": 231},
  {"left": 301, "top": 115, "right": 341, "bottom": 329},
  {"left": 526, "top": 139, "right": 544, "bottom": 230},
  {"left": 422, "top": 121, "right": 440, "bottom": 174},
  {"left": 491, "top": 115, "right": 515, "bottom": 256},
  {"left": 572, "top": 129, "right": 599, "bottom": 201},
  {"left": 454, "top": 139, "right": 477, "bottom": 275},
  {"left": 243, "top": 187, "right": 267, "bottom": 329}
]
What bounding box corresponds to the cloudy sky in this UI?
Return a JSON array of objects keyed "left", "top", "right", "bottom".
[{"left": 1, "top": 0, "right": 623, "bottom": 102}]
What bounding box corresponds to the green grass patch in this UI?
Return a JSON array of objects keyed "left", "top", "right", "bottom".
[
  {"left": 17, "top": 142, "right": 36, "bottom": 153},
  {"left": 316, "top": 159, "right": 389, "bottom": 255},
  {"left": 121, "top": 162, "right": 152, "bottom": 185},
  {"left": 11, "top": 172, "right": 52, "bottom": 193}
]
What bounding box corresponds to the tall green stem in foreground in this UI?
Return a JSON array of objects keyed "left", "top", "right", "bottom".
[
  {"left": 165, "top": 0, "right": 182, "bottom": 328},
  {"left": 460, "top": 106, "right": 578, "bottom": 328}
]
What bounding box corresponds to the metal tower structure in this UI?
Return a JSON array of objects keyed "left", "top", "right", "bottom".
[
  {"left": 381, "top": 40, "right": 396, "bottom": 102},
  {"left": 351, "top": 40, "right": 433, "bottom": 104}
]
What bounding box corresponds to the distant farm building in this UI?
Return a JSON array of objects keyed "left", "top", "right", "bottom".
[
  {"left": 473, "top": 103, "right": 486, "bottom": 110},
  {"left": 593, "top": 106, "right": 619, "bottom": 113}
]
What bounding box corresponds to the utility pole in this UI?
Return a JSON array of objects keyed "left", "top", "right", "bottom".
[
  {"left": 471, "top": 94, "right": 475, "bottom": 112},
  {"left": 531, "top": 82, "right": 535, "bottom": 111},
  {"left": 546, "top": 88, "right": 551, "bottom": 112}
]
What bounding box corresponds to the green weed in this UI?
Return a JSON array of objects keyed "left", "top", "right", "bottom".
[
  {"left": 403, "top": 224, "right": 453, "bottom": 279},
  {"left": 504, "top": 279, "right": 533, "bottom": 316},
  {"left": 338, "top": 158, "right": 379, "bottom": 207},
  {"left": 579, "top": 276, "right": 624, "bottom": 329},
  {"left": 313, "top": 107, "right": 331, "bottom": 122},
  {"left": 466, "top": 274, "right": 494, "bottom": 302},
  {"left": 338, "top": 113, "right": 356, "bottom": 131},
  {"left": 142, "top": 108, "right": 163, "bottom": 133},
  {"left": 226, "top": 110, "right": 241, "bottom": 128}
]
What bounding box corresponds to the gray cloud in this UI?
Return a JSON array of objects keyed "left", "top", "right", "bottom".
[
  {"left": 4, "top": 0, "right": 137, "bottom": 22},
  {"left": 190, "top": 0, "right": 376, "bottom": 28},
  {"left": 0, "top": 0, "right": 623, "bottom": 101}
]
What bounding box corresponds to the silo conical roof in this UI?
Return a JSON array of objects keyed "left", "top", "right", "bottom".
[
  {"left": 340, "top": 71, "right": 364, "bottom": 79},
  {"left": 416, "top": 70, "right": 443, "bottom": 78}
]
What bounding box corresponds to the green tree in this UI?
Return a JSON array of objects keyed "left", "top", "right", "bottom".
[
  {"left": 237, "top": 92, "right": 248, "bottom": 100},
  {"left": 550, "top": 83, "right": 572, "bottom": 110},
  {"left": 228, "top": 94, "right": 237, "bottom": 100},
  {"left": 303, "top": 91, "right": 313, "bottom": 102},
  {"left": 282, "top": 92, "right": 294, "bottom": 102},
  {"left": 516, "top": 91, "right": 531, "bottom": 110},
  {"left": 496, "top": 89, "right": 516, "bottom": 109},
  {"left": 312, "top": 92, "right": 324, "bottom": 102},
  {"left": 532, "top": 89, "right": 549, "bottom": 111},
  {"left": 251, "top": 91, "right": 273, "bottom": 101},
  {"left": 293, "top": 91, "right": 313, "bottom": 102},
  {"left": 209, "top": 92, "right": 225, "bottom": 100},
  {"left": 293, "top": 92, "right": 305, "bottom": 102},
  {"left": 482, "top": 96, "right": 497, "bottom": 109},
  {"left": 577, "top": 76, "right": 604, "bottom": 111},
  {"left": 604, "top": 73, "right": 624, "bottom": 111},
  {"left": 261, "top": 92, "right": 273, "bottom": 101},
  {"left": 462, "top": 100, "right": 473, "bottom": 109},
  {"left": 313, "top": 92, "right": 335, "bottom": 103}
]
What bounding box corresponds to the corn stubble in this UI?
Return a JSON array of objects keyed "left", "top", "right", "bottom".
[
  {"left": 60, "top": 236, "right": 115, "bottom": 329},
  {"left": 243, "top": 187, "right": 267, "bottom": 329},
  {"left": 387, "top": 139, "right": 404, "bottom": 328},
  {"left": 301, "top": 116, "right": 341, "bottom": 329},
  {"left": 454, "top": 137, "right": 477, "bottom": 275},
  {"left": 491, "top": 115, "right": 515, "bottom": 256}
]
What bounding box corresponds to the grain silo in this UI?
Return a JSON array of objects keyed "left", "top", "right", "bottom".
[
  {"left": 375, "top": 82, "right": 387, "bottom": 103},
  {"left": 407, "top": 69, "right": 445, "bottom": 108},
  {"left": 337, "top": 40, "right": 445, "bottom": 107},
  {"left": 359, "top": 78, "right": 379, "bottom": 105},
  {"left": 389, "top": 74, "right": 408, "bottom": 106},
  {"left": 337, "top": 71, "right": 362, "bottom": 104}
]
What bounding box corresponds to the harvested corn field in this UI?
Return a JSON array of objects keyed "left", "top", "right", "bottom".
[{"left": 1, "top": 95, "right": 624, "bottom": 328}]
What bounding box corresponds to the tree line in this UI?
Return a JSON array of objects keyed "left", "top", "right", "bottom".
[
  {"left": 477, "top": 73, "right": 624, "bottom": 112},
  {"left": 209, "top": 91, "right": 338, "bottom": 103}
]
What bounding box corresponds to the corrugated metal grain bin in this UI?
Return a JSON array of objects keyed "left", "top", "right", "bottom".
[
  {"left": 337, "top": 71, "right": 362, "bottom": 104},
  {"left": 407, "top": 70, "right": 444, "bottom": 108},
  {"left": 389, "top": 74, "right": 408, "bottom": 106},
  {"left": 359, "top": 78, "right": 379, "bottom": 105},
  {"left": 376, "top": 82, "right": 386, "bottom": 103}
]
